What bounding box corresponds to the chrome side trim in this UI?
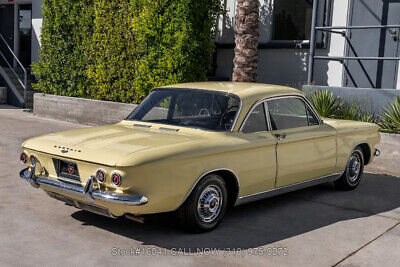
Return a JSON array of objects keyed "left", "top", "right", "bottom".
[
  {"left": 234, "top": 172, "right": 341, "bottom": 206},
  {"left": 175, "top": 168, "right": 240, "bottom": 211},
  {"left": 19, "top": 168, "right": 148, "bottom": 206}
]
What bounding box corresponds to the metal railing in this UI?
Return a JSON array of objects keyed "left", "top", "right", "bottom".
[
  {"left": 307, "top": 0, "right": 400, "bottom": 86},
  {"left": 0, "top": 32, "right": 27, "bottom": 102}
]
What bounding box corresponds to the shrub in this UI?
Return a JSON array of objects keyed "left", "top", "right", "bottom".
[
  {"left": 307, "top": 90, "right": 377, "bottom": 124},
  {"left": 338, "top": 103, "right": 358, "bottom": 120},
  {"left": 379, "top": 97, "right": 400, "bottom": 133},
  {"left": 340, "top": 103, "right": 377, "bottom": 123},
  {"left": 33, "top": 0, "right": 222, "bottom": 103},
  {"left": 307, "top": 90, "right": 342, "bottom": 118},
  {"left": 132, "top": 0, "right": 222, "bottom": 102},
  {"left": 357, "top": 113, "right": 376, "bottom": 123},
  {"left": 87, "top": 0, "right": 137, "bottom": 102},
  {"left": 32, "top": 0, "right": 95, "bottom": 97}
]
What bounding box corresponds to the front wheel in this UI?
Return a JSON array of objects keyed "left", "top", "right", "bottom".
[
  {"left": 335, "top": 147, "right": 364, "bottom": 190},
  {"left": 178, "top": 174, "right": 228, "bottom": 233}
]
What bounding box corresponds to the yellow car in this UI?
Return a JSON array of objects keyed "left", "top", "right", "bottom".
[{"left": 19, "top": 82, "right": 380, "bottom": 232}]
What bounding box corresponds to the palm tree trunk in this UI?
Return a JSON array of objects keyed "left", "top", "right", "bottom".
[{"left": 232, "top": 0, "right": 260, "bottom": 82}]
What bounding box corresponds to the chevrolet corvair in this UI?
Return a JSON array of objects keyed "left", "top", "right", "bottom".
[{"left": 19, "top": 82, "right": 380, "bottom": 232}]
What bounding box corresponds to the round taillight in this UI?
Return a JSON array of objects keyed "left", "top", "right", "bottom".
[
  {"left": 111, "top": 172, "right": 122, "bottom": 187},
  {"left": 30, "top": 155, "right": 37, "bottom": 166},
  {"left": 96, "top": 169, "right": 106, "bottom": 184},
  {"left": 20, "top": 152, "right": 27, "bottom": 164}
]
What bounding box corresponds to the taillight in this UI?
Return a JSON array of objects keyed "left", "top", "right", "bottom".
[
  {"left": 96, "top": 169, "right": 106, "bottom": 184},
  {"left": 111, "top": 172, "right": 122, "bottom": 187},
  {"left": 30, "top": 155, "right": 37, "bottom": 166},
  {"left": 20, "top": 152, "right": 27, "bottom": 164}
]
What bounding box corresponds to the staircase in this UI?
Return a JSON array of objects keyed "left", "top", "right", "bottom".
[
  {"left": 0, "top": 67, "right": 35, "bottom": 108},
  {"left": 0, "top": 33, "right": 35, "bottom": 108}
]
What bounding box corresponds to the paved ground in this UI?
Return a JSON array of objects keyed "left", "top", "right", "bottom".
[{"left": 1, "top": 105, "right": 400, "bottom": 267}]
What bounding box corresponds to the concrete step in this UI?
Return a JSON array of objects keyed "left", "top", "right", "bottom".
[{"left": 0, "top": 66, "right": 35, "bottom": 108}]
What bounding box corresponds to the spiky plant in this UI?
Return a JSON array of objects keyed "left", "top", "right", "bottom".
[
  {"left": 339, "top": 103, "right": 359, "bottom": 120},
  {"left": 357, "top": 113, "right": 376, "bottom": 123},
  {"left": 307, "top": 90, "right": 342, "bottom": 118},
  {"left": 379, "top": 97, "right": 400, "bottom": 133}
]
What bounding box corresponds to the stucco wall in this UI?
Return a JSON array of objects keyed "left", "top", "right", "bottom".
[
  {"left": 0, "top": 0, "right": 42, "bottom": 64},
  {"left": 302, "top": 85, "right": 400, "bottom": 115},
  {"left": 31, "top": 0, "right": 43, "bottom": 63},
  {"left": 215, "top": 0, "right": 350, "bottom": 87}
]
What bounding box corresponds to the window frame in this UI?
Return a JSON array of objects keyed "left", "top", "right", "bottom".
[
  {"left": 269, "top": 0, "right": 333, "bottom": 49},
  {"left": 266, "top": 95, "right": 322, "bottom": 131},
  {"left": 240, "top": 94, "right": 322, "bottom": 133},
  {"left": 215, "top": 0, "right": 333, "bottom": 50},
  {"left": 241, "top": 101, "right": 270, "bottom": 133}
]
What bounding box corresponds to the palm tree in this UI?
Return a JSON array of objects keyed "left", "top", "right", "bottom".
[{"left": 232, "top": 0, "right": 260, "bottom": 82}]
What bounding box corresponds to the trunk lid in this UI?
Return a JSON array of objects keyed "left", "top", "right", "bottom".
[{"left": 23, "top": 124, "right": 193, "bottom": 166}]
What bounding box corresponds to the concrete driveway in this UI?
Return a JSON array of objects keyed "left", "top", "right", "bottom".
[{"left": 1, "top": 105, "right": 399, "bottom": 267}]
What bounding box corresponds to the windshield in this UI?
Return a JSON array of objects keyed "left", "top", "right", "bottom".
[{"left": 127, "top": 89, "right": 241, "bottom": 131}]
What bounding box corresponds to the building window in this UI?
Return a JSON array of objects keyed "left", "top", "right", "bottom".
[
  {"left": 215, "top": 0, "right": 331, "bottom": 49},
  {"left": 273, "top": 0, "right": 313, "bottom": 41}
]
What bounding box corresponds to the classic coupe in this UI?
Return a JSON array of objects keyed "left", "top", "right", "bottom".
[{"left": 19, "top": 82, "right": 380, "bottom": 232}]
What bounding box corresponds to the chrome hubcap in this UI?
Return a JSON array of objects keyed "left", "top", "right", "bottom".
[
  {"left": 348, "top": 154, "right": 361, "bottom": 182},
  {"left": 197, "top": 185, "right": 223, "bottom": 223}
]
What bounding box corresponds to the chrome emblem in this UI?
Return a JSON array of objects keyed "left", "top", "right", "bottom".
[
  {"left": 61, "top": 149, "right": 68, "bottom": 153},
  {"left": 68, "top": 164, "right": 75, "bottom": 175}
]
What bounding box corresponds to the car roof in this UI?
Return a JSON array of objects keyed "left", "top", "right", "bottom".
[
  {"left": 159, "top": 82, "right": 305, "bottom": 132},
  {"left": 160, "top": 82, "right": 302, "bottom": 100}
]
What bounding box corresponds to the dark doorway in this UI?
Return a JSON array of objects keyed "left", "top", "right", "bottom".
[
  {"left": 0, "top": 4, "right": 15, "bottom": 67},
  {"left": 18, "top": 4, "right": 32, "bottom": 69},
  {"left": 344, "top": 0, "right": 400, "bottom": 89}
]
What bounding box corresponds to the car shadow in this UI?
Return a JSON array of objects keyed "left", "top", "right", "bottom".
[{"left": 71, "top": 173, "right": 400, "bottom": 250}]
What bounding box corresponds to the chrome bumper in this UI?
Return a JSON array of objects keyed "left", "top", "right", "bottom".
[{"left": 19, "top": 167, "right": 148, "bottom": 206}]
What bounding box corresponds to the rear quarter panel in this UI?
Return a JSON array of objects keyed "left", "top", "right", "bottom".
[{"left": 115, "top": 132, "right": 277, "bottom": 215}]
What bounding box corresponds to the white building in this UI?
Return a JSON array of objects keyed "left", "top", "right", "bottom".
[{"left": 0, "top": 0, "right": 399, "bottom": 112}]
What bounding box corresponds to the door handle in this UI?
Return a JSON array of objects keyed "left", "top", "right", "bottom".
[
  {"left": 392, "top": 29, "right": 398, "bottom": 41},
  {"left": 274, "top": 133, "right": 287, "bottom": 140}
]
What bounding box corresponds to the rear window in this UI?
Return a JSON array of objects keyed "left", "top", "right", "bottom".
[{"left": 127, "top": 89, "right": 241, "bottom": 131}]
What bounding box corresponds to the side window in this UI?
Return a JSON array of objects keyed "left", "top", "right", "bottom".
[
  {"left": 267, "top": 98, "right": 309, "bottom": 130},
  {"left": 242, "top": 103, "right": 268, "bottom": 133},
  {"left": 306, "top": 106, "right": 319, "bottom": 126}
]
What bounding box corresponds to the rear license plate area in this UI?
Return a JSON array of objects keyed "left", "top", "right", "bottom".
[{"left": 53, "top": 158, "right": 81, "bottom": 183}]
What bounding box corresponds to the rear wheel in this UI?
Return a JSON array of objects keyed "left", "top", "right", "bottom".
[
  {"left": 335, "top": 147, "right": 364, "bottom": 190},
  {"left": 178, "top": 174, "right": 228, "bottom": 233}
]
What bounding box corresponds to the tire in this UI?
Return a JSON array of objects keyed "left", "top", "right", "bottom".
[
  {"left": 334, "top": 147, "right": 364, "bottom": 191},
  {"left": 178, "top": 174, "right": 228, "bottom": 233}
]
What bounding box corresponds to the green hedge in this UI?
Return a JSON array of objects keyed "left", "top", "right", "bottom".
[
  {"left": 132, "top": 0, "right": 221, "bottom": 103},
  {"left": 33, "top": 0, "right": 221, "bottom": 103},
  {"left": 87, "top": 0, "right": 137, "bottom": 102},
  {"left": 32, "top": 0, "right": 94, "bottom": 98}
]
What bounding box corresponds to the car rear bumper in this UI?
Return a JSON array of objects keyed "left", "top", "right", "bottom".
[{"left": 19, "top": 167, "right": 148, "bottom": 207}]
